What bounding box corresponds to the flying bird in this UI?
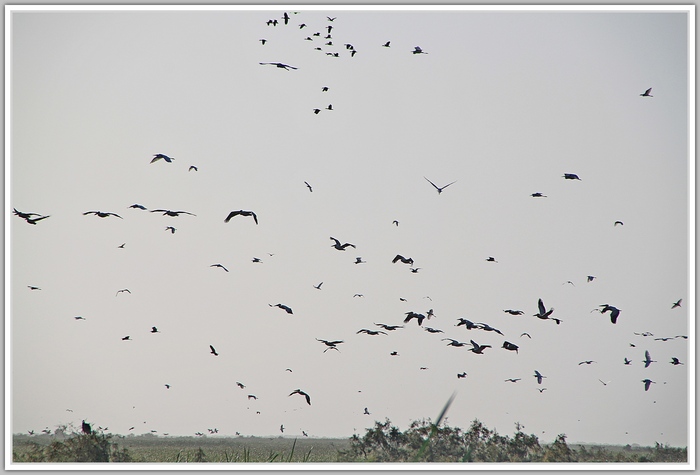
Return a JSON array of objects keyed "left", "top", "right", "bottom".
[
  {"left": 363, "top": 407, "right": 371, "bottom": 415},
  {"left": 404, "top": 312, "right": 426, "bottom": 326},
  {"left": 304, "top": 181, "right": 313, "bottom": 192},
  {"left": 563, "top": 173, "right": 581, "bottom": 180},
  {"left": 531, "top": 193, "right": 547, "bottom": 198},
  {"left": 117, "top": 243, "right": 125, "bottom": 249},
  {"left": 74, "top": 316, "right": 85, "bottom": 320},
  {"left": 248, "top": 394, "right": 257, "bottom": 400},
  {"left": 504, "top": 309, "right": 524, "bottom": 315},
  {"left": 642, "top": 350, "right": 656, "bottom": 368},
  {"left": 289, "top": 389, "right": 311, "bottom": 405},
  {"left": 382, "top": 41, "right": 391, "bottom": 47},
  {"left": 210, "top": 345, "right": 219, "bottom": 356},
  {"left": 150, "top": 326, "right": 159, "bottom": 333},
  {"left": 13, "top": 208, "right": 50, "bottom": 224},
  {"left": 316, "top": 339, "right": 344, "bottom": 352},
  {"left": 485, "top": 257, "right": 498, "bottom": 263},
  {"left": 115, "top": 289, "right": 131, "bottom": 296},
  {"left": 412, "top": 46, "right": 428, "bottom": 54},
  {"left": 313, "top": 108, "right": 321, "bottom": 114},
  {"left": 122, "top": 336, "right": 131, "bottom": 341},
  {"left": 520, "top": 332, "right": 532, "bottom": 338},
  {"left": 424, "top": 327, "right": 443, "bottom": 334},
  {"left": 128, "top": 204, "right": 147, "bottom": 210},
  {"left": 578, "top": 360, "right": 596, "bottom": 365},
  {"left": 165, "top": 226, "right": 176, "bottom": 234},
  {"left": 534, "top": 298, "right": 555, "bottom": 320},
  {"left": 534, "top": 370, "right": 546, "bottom": 384},
  {"left": 614, "top": 221, "right": 624, "bottom": 226},
  {"left": 640, "top": 87, "right": 653, "bottom": 97},
  {"left": 537, "top": 388, "right": 547, "bottom": 393},
  {"left": 477, "top": 323, "right": 503, "bottom": 335},
  {"left": 442, "top": 338, "right": 468, "bottom": 347},
  {"left": 188, "top": 166, "right": 198, "bottom": 172},
  {"left": 392, "top": 220, "right": 399, "bottom": 226},
  {"left": 670, "top": 357, "right": 683, "bottom": 365},
  {"left": 165, "top": 384, "right": 171, "bottom": 389},
  {"left": 259, "top": 39, "right": 267, "bottom": 45},
  {"left": 410, "top": 268, "right": 421, "bottom": 273},
  {"left": 330, "top": 237, "right": 356, "bottom": 250},
  {"left": 259, "top": 62, "right": 298, "bottom": 70},
  {"left": 151, "top": 153, "right": 174, "bottom": 163},
  {"left": 354, "top": 257, "right": 366, "bottom": 264},
  {"left": 313, "top": 282, "right": 323, "bottom": 290},
  {"left": 424, "top": 177, "right": 456, "bottom": 194},
  {"left": 83, "top": 211, "right": 122, "bottom": 219},
  {"left": 641, "top": 379, "right": 656, "bottom": 391},
  {"left": 671, "top": 298, "right": 682, "bottom": 309},
  {"left": 598, "top": 379, "right": 610, "bottom": 386},
  {"left": 623, "top": 357, "right": 632, "bottom": 365},
  {"left": 210, "top": 263, "right": 229, "bottom": 272},
  {"left": 502, "top": 341, "right": 519, "bottom": 353},
  {"left": 456, "top": 318, "right": 479, "bottom": 330},
  {"left": 468, "top": 339, "right": 492, "bottom": 354},
  {"left": 150, "top": 209, "right": 196, "bottom": 217},
  {"left": 505, "top": 378, "right": 521, "bottom": 383},
  {"left": 27, "top": 286, "right": 41, "bottom": 291},
  {"left": 599, "top": 304, "right": 621, "bottom": 324},
  {"left": 357, "top": 329, "right": 387, "bottom": 336},
  {"left": 457, "top": 372, "right": 468, "bottom": 379},
  {"left": 270, "top": 303, "right": 293, "bottom": 314},
  {"left": 587, "top": 275, "right": 596, "bottom": 282},
  {"left": 225, "top": 210, "right": 258, "bottom": 224},
  {"left": 236, "top": 382, "right": 245, "bottom": 389},
  {"left": 282, "top": 12, "right": 290, "bottom": 24},
  {"left": 375, "top": 323, "right": 404, "bottom": 331},
  {"left": 392, "top": 254, "right": 414, "bottom": 265}
]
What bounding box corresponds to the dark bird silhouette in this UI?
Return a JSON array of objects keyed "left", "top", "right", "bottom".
[
  {"left": 236, "top": 382, "right": 245, "bottom": 389},
  {"left": 188, "top": 165, "right": 198, "bottom": 172},
  {"left": 321, "top": 86, "right": 329, "bottom": 92},
  {"left": 442, "top": 338, "right": 468, "bottom": 347},
  {"left": 122, "top": 336, "right": 131, "bottom": 341},
  {"left": 354, "top": 257, "right": 366, "bottom": 264},
  {"left": 27, "top": 285, "right": 41, "bottom": 291},
  {"left": 357, "top": 329, "right": 387, "bottom": 336},
  {"left": 642, "top": 350, "right": 656, "bottom": 368},
  {"left": 353, "top": 294, "right": 364, "bottom": 298},
  {"left": 392, "top": 254, "right": 414, "bottom": 265},
  {"left": 375, "top": 323, "right": 403, "bottom": 331},
  {"left": 225, "top": 210, "right": 258, "bottom": 224},
  {"left": 289, "top": 389, "right": 311, "bottom": 405},
  {"left": 670, "top": 357, "right": 683, "bottom": 365},
  {"left": 165, "top": 226, "right": 176, "bottom": 234},
  {"left": 468, "top": 339, "right": 492, "bottom": 354},
  {"left": 563, "top": 173, "right": 581, "bottom": 180},
  {"left": 424, "top": 177, "right": 456, "bottom": 194},
  {"left": 520, "top": 332, "right": 532, "bottom": 338},
  {"left": 485, "top": 256, "right": 498, "bottom": 263},
  {"left": 150, "top": 326, "right": 159, "bottom": 333},
  {"left": 599, "top": 304, "right": 621, "bottom": 324},
  {"left": 280, "top": 425, "right": 285, "bottom": 433},
  {"left": 587, "top": 275, "right": 596, "bottom": 282},
  {"left": 304, "top": 181, "right": 313, "bottom": 192},
  {"left": 282, "top": 12, "right": 290, "bottom": 24},
  {"left": 129, "top": 204, "right": 147, "bottom": 210},
  {"left": 210, "top": 263, "right": 229, "bottom": 272},
  {"left": 412, "top": 46, "right": 428, "bottom": 54},
  {"left": 151, "top": 153, "right": 174, "bottom": 163},
  {"left": 270, "top": 303, "right": 293, "bottom": 314},
  {"left": 640, "top": 87, "right": 653, "bottom": 97},
  {"left": 151, "top": 209, "right": 196, "bottom": 217},
  {"left": 330, "top": 237, "right": 355, "bottom": 250},
  {"left": 534, "top": 298, "right": 555, "bottom": 320},
  {"left": 266, "top": 19, "right": 278, "bottom": 26},
  {"left": 531, "top": 192, "right": 547, "bottom": 198},
  {"left": 392, "top": 220, "right": 399, "bottom": 226},
  {"left": 13, "top": 208, "right": 50, "bottom": 224},
  {"left": 364, "top": 407, "right": 371, "bottom": 415},
  {"left": 457, "top": 372, "right": 468, "bottom": 379},
  {"left": 165, "top": 384, "right": 170, "bottom": 389},
  {"left": 116, "top": 289, "right": 131, "bottom": 296},
  {"left": 504, "top": 309, "right": 524, "bottom": 315},
  {"left": 404, "top": 311, "right": 426, "bottom": 326},
  {"left": 83, "top": 211, "right": 122, "bottom": 219},
  {"left": 327, "top": 16, "right": 336, "bottom": 21},
  {"left": 210, "top": 345, "right": 219, "bottom": 356},
  {"left": 456, "top": 318, "right": 479, "bottom": 330},
  {"left": 248, "top": 394, "right": 257, "bottom": 400},
  {"left": 302, "top": 430, "right": 308, "bottom": 437},
  {"left": 624, "top": 357, "right": 632, "bottom": 365},
  {"left": 82, "top": 420, "right": 92, "bottom": 435},
  {"left": 313, "top": 109, "right": 321, "bottom": 114},
  {"left": 424, "top": 327, "right": 443, "bottom": 334},
  {"left": 534, "top": 370, "right": 546, "bottom": 384},
  {"left": 74, "top": 316, "right": 85, "bottom": 320},
  {"left": 316, "top": 338, "right": 344, "bottom": 352},
  {"left": 260, "top": 62, "right": 297, "bottom": 70},
  {"left": 578, "top": 360, "right": 596, "bottom": 365},
  {"left": 410, "top": 268, "right": 421, "bottom": 273},
  {"left": 477, "top": 323, "right": 503, "bottom": 335},
  {"left": 502, "top": 341, "right": 519, "bottom": 353},
  {"left": 642, "top": 379, "right": 655, "bottom": 391},
  {"left": 537, "top": 388, "right": 547, "bottom": 393},
  {"left": 259, "top": 39, "right": 267, "bottom": 45},
  {"left": 505, "top": 378, "right": 521, "bottom": 383},
  {"left": 598, "top": 379, "right": 610, "bottom": 386},
  {"left": 614, "top": 221, "right": 624, "bottom": 226},
  {"left": 326, "top": 104, "right": 333, "bottom": 110},
  {"left": 382, "top": 41, "right": 391, "bottom": 47},
  {"left": 313, "top": 282, "right": 323, "bottom": 290},
  {"left": 252, "top": 257, "right": 262, "bottom": 263},
  {"left": 117, "top": 243, "right": 125, "bottom": 249},
  {"left": 671, "top": 298, "right": 682, "bottom": 309}
]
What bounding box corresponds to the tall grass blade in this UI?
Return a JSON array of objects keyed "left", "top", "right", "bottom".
[
  {"left": 286, "top": 438, "right": 297, "bottom": 462},
  {"left": 412, "top": 391, "right": 457, "bottom": 462}
]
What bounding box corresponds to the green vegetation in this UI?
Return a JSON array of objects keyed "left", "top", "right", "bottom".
[{"left": 13, "top": 420, "right": 687, "bottom": 463}]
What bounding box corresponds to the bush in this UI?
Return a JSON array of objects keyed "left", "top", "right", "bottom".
[{"left": 13, "top": 425, "right": 131, "bottom": 463}]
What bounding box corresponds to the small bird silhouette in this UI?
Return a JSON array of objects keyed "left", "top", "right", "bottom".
[
  {"left": 150, "top": 326, "right": 159, "bottom": 333},
  {"left": 313, "top": 282, "right": 323, "bottom": 290},
  {"left": 248, "top": 394, "right": 257, "bottom": 400},
  {"left": 210, "top": 263, "right": 229, "bottom": 272},
  {"left": 151, "top": 153, "right": 174, "bottom": 163},
  {"left": 289, "top": 389, "right": 311, "bottom": 405},
  {"left": 151, "top": 209, "right": 196, "bottom": 217},
  {"left": 534, "top": 370, "right": 546, "bottom": 384},
  {"left": 83, "top": 211, "right": 122, "bottom": 219},
  {"left": 412, "top": 46, "right": 428, "bottom": 54},
  {"left": 468, "top": 339, "right": 492, "bottom": 354},
  {"left": 404, "top": 312, "right": 426, "bottom": 326},
  {"left": 270, "top": 303, "right": 293, "bottom": 314},
  {"left": 129, "top": 204, "right": 147, "bottom": 210},
  {"left": 502, "top": 341, "right": 519, "bottom": 353},
  {"left": 304, "top": 181, "right": 313, "bottom": 192},
  {"left": 442, "top": 338, "right": 468, "bottom": 347},
  {"left": 578, "top": 360, "right": 596, "bottom": 365},
  {"left": 165, "top": 226, "right": 176, "bottom": 234},
  {"left": 330, "top": 237, "right": 356, "bottom": 250},
  {"left": 259, "top": 62, "right": 298, "bottom": 70},
  {"left": 236, "top": 382, "right": 245, "bottom": 389},
  {"left": 424, "top": 177, "right": 456, "bottom": 194},
  {"left": 641, "top": 379, "right": 656, "bottom": 391},
  {"left": 375, "top": 323, "right": 403, "bottom": 331},
  {"left": 27, "top": 285, "right": 41, "bottom": 291},
  {"left": 587, "top": 275, "right": 596, "bottom": 282},
  {"left": 505, "top": 378, "right": 521, "bottom": 383},
  {"left": 640, "top": 87, "right": 653, "bottom": 97},
  {"left": 614, "top": 221, "right": 624, "bottom": 226},
  {"left": 504, "top": 309, "right": 524, "bottom": 315},
  {"left": 122, "top": 336, "right": 131, "bottom": 341},
  {"left": 116, "top": 289, "right": 131, "bottom": 296},
  {"left": 486, "top": 256, "right": 498, "bottom": 263},
  {"left": 280, "top": 424, "right": 285, "bottom": 433},
  {"left": 534, "top": 298, "right": 555, "bottom": 320},
  {"left": 457, "top": 372, "right": 468, "bottom": 379},
  {"left": 456, "top": 318, "right": 479, "bottom": 330},
  {"left": 537, "top": 388, "right": 547, "bottom": 393},
  {"left": 313, "top": 108, "right": 321, "bottom": 114},
  {"left": 382, "top": 41, "right": 391, "bottom": 47},
  {"left": 423, "top": 327, "right": 443, "bottom": 334},
  {"left": 188, "top": 165, "right": 198, "bottom": 172},
  {"left": 165, "top": 384, "right": 170, "bottom": 389},
  {"left": 671, "top": 298, "right": 682, "bottom": 309},
  {"left": 259, "top": 39, "right": 267, "bottom": 45},
  {"left": 563, "top": 173, "right": 581, "bottom": 180},
  {"left": 357, "top": 329, "right": 387, "bottom": 336},
  {"left": 316, "top": 338, "right": 344, "bottom": 352},
  {"left": 642, "top": 350, "right": 656, "bottom": 368},
  {"left": 210, "top": 345, "right": 219, "bottom": 356},
  {"left": 392, "top": 254, "right": 414, "bottom": 265},
  {"left": 354, "top": 257, "right": 366, "bottom": 264},
  {"left": 531, "top": 192, "right": 547, "bottom": 198},
  {"left": 624, "top": 357, "right": 632, "bottom": 365},
  {"left": 599, "top": 304, "right": 621, "bottom": 324},
  {"left": 225, "top": 210, "right": 258, "bottom": 224},
  {"left": 364, "top": 407, "right": 371, "bottom": 415},
  {"left": 520, "top": 332, "right": 532, "bottom": 339},
  {"left": 670, "top": 357, "right": 683, "bottom": 365}
]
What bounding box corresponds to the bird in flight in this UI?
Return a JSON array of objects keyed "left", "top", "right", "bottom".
[
  {"left": 83, "top": 211, "right": 123, "bottom": 219},
  {"left": 165, "top": 226, "right": 176, "bottom": 234},
  {"left": 354, "top": 257, "right": 366, "bottom": 264},
  {"left": 578, "top": 360, "right": 596, "bottom": 365},
  {"left": 150, "top": 209, "right": 196, "bottom": 217},
  {"left": 13, "top": 208, "right": 50, "bottom": 224},
  {"left": 122, "top": 336, "right": 131, "bottom": 341},
  {"left": 442, "top": 338, "right": 468, "bottom": 347},
  {"left": 640, "top": 87, "right": 653, "bottom": 97},
  {"left": 392, "top": 254, "right": 414, "bottom": 265},
  {"left": 504, "top": 309, "right": 524, "bottom": 315},
  {"left": 224, "top": 210, "right": 258, "bottom": 225},
  {"left": 382, "top": 41, "right": 391, "bottom": 47},
  {"left": 151, "top": 153, "right": 174, "bottom": 163},
  {"left": 537, "top": 388, "right": 547, "bottom": 393},
  {"left": 129, "top": 204, "right": 147, "bottom": 210},
  {"left": 485, "top": 256, "right": 498, "bottom": 263},
  {"left": 614, "top": 221, "right": 624, "bottom": 226},
  {"left": 210, "top": 345, "right": 219, "bottom": 356},
  {"left": 289, "top": 389, "right": 311, "bottom": 405},
  {"left": 456, "top": 318, "right": 479, "bottom": 330},
  {"left": 502, "top": 341, "right": 519, "bottom": 353},
  {"left": 534, "top": 370, "right": 546, "bottom": 384},
  {"left": 534, "top": 298, "right": 555, "bottom": 320},
  {"left": 642, "top": 350, "right": 656, "bottom": 368},
  {"left": 236, "top": 382, "right": 245, "bottom": 389},
  {"left": 151, "top": 326, "right": 159, "bottom": 333},
  {"left": 404, "top": 312, "right": 426, "bottom": 326},
  {"left": 165, "top": 384, "right": 171, "bottom": 389},
  {"left": 477, "top": 322, "right": 503, "bottom": 335},
  {"left": 468, "top": 339, "right": 492, "bottom": 354},
  {"left": 587, "top": 275, "right": 596, "bottom": 282},
  {"left": 375, "top": 323, "right": 403, "bottom": 331},
  {"left": 27, "top": 285, "right": 41, "bottom": 291},
  {"left": 410, "top": 268, "right": 421, "bottom": 273},
  {"left": 424, "top": 177, "right": 456, "bottom": 194},
  {"left": 520, "top": 332, "right": 532, "bottom": 338},
  {"left": 316, "top": 338, "right": 344, "bottom": 352},
  {"left": 624, "top": 357, "right": 632, "bottom": 365},
  {"left": 412, "top": 46, "right": 428, "bottom": 54},
  {"left": 357, "top": 329, "right": 387, "bottom": 336},
  {"left": 116, "top": 289, "right": 131, "bottom": 296},
  {"left": 363, "top": 407, "right": 371, "bottom": 415},
  {"left": 304, "top": 181, "right": 313, "bottom": 192},
  {"left": 259, "top": 62, "right": 298, "bottom": 70},
  {"left": 188, "top": 165, "right": 198, "bottom": 172},
  {"left": 270, "top": 303, "right": 293, "bottom": 314},
  {"left": 599, "top": 304, "right": 621, "bottom": 324},
  {"left": 670, "top": 357, "right": 683, "bottom": 365},
  {"left": 531, "top": 192, "right": 547, "bottom": 198},
  {"left": 641, "top": 379, "right": 656, "bottom": 391},
  {"left": 210, "top": 263, "right": 229, "bottom": 272},
  {"left": 563, "top": 173, "right": 581, "bottom": 180},
  {"left": 423, "top": 327, "right": 443, "bottom": 334},
  {"left": 330, "top": 237, "right": 356, "bottom": 250},
  {"left": 671, "top": 298, "right": 682, "bottom": 309},
  {"left": 313, "top": 282, "right": 323, "bottom": 290},
  {"left": 74, "top": 316, "right": 85, "bottom": 320},
  {"left": 505, "top": 378, "right": 521, "bottom": 383},
  {"left": 457, "top": 372, "right": 468, "bottom": 379},
  {"left": 248, "top": 394, "right": 257, "bottom": 400}
]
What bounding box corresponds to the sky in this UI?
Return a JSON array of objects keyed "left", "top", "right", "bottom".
[{"left": 7, "top": 5, "right": 693, "bottom": 450}]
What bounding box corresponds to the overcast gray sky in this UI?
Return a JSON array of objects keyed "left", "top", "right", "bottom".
[{"left": 8, "top": 6, "right": 692, "bottom": 448}]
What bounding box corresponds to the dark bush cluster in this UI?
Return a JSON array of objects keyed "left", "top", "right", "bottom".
[{"left": 13, "top": 426, "right": 131, "bottom": 463}]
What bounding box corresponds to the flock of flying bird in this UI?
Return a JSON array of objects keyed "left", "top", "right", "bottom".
[{"left": 15, "top": 11, "right": 687, "bottom": 440}]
